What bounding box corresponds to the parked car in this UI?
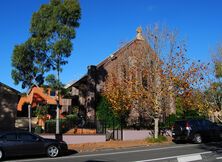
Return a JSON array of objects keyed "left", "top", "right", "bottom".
[
  {"left": 0, "top": 130, "right": 68, "bottom": 160},
  {"left": 172, "top": 119, "right": 222, "bottom": 144}
]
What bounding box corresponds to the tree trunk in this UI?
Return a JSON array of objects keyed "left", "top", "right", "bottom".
[{"left": 154, "top": 117, "right": 159, "bottom": 139}]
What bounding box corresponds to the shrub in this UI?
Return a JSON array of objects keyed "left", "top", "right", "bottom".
[
  {"left": 66, "top": 114, "right": 77, "bottom": 122},
  {"left": 33, "top": 104, "right": 49, "bottom": 119},
  {"left": 45, "top": 119, "right": 67, "bottom": 133},
  {"left": 66, "top": 114, "right": 77, "bottom": 128},
  {"left": 96, "top": 95, "right": 120, "bottom": 127},
  {"left": 34, "top": 126, "right": 42, "bottom": 134},
  {"left": 145, "top": 135, "right": 168, "bottom": 143},
  {"left": 160, "top": 110, "right": 208, "bottom": 129}
]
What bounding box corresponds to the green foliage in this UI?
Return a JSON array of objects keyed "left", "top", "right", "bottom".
[
  {"left": 210, "top": 44, "right": 222, "bottom": 111},
  {"left": 183, "top": 110, "right": 207, "bottom": 119},
  {"left": 205, "top": 82, "right": 222, "bottom": 111},
  {"left": 45, "top": 115, "right": 78, "bottom": 133},
  {"left": 34, "top": 125, "right": 43, "bottom": 134},
  {"left": 65, "top": 114, "right": 77, "bottom": 129},
  {"left": 160, "top": 101, "right": 207, "bottom": 129},
  {"left": 11, "top": 41, "right": 46, "bottom": 88},
  {"left": 146, "top": 135, "right": 167, "bottom": 143},
  {"left": 45, "top": 74, "right": 67, "bottom": 95},
  {"left": 72, "top": 106, "right": 79, "bottom": 114},
  {"left": 175, "top": 96, "right": 208, "bottom": 117},
  {"left": 11, "top": 0, "right": 81, "bottom": 89},
  {"left": 215, "top": 62, "right": 222, "bottom": 78},
  {"left": 175, "top": 97, "right": 184, "bottom": 115},
  {"left": 96, "top": 96, "right": 119, "bottom": 123},
  {"left": 34, "top": 104, "right": 49, "bottom": 119},
  {"left": 66, "top": 114, "right": 77, "bottom": 124},
  {"left": 45, "top": 74, "right": 58, "bottom": 89},
  {"left": 161, "top": 111, "right": 206, "bottom": 129},
  {"left": 159, "top": 114, "right": 177, "bottom": 129},
  {"left": 214, "top": 43, "right": 222, "bottom": 78},
  {"left": 30, "top": 0, "right": 81, "bottom": 68},
  {"left": 45, "top": 119, "right": 68, "bottom": 133}
]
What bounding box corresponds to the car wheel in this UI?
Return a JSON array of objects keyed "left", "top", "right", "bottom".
[
  {"left": 46, "top": 145, "right": 59, "bottom": 158},
  {"left": 0, "top": 149, "right": 4, "bottom": 160},
  {"left": 193, "top": 134, "right": 202, "bottom": 144}
]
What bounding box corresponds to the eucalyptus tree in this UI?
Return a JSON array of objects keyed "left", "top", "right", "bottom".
[
  {"left": 11, "top": 39, "right": 48, "bottom": 132},
  {"left": 11, "top": 0, "right": 81, "bottom": 134}
]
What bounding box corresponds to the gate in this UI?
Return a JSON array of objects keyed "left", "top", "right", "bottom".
[{"left": 97, "top": 119, "right": 123, "bottom": 140}]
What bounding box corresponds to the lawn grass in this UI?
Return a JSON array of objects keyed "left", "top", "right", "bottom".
[{"left": 145, "top": 135, "right": 168, "bottom": 143}]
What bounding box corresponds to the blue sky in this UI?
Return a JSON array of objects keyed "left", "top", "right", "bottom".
[{"left": 1, "top": 0, "right": 222, "bottom": 92}]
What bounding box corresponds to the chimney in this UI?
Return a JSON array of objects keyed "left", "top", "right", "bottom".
[
  {"left": 87, "top": 65, "right": 97, "bottom": 76},
  {"left": 87, "top": 65, "right": 97, "bottom": 82}
]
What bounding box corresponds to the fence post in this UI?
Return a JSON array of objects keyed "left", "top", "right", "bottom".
[
  {"left": 112, "top": 118, "right": 115, "bottom": 140},
  {"left": 120, "top": 115, "right": 124, "bottom": 140},
  {"left": 121, "top": 123, "right": 123, "bottom": 140},
  {"left": 104, "top": 120, "right": 106, "bottom": 134},
  {"left": 28, "top": 104, "right": 32, "bottom": 132}
]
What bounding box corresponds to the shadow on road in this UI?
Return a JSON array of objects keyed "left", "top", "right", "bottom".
[
  {"left": 4, "top": 149, "right": 79, "bottom": 161},
  {"left": 172, "top": 139, "right": 187, "bottom": 144},
  {"left": 84, "top": 160, "right": 115, "bottom": 162},
  {"left": 5, "top": 155, "right": 47, "bottom": 161},
  {"left": 65, "top": 149, "right": 79, "bottom": 156},
  {"left": 199, "top": 142, "right": 222, "bottom": 154}
]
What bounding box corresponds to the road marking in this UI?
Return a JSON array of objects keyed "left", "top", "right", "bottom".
[
  {"left": 216, "top": 157, "right": 222, "bottom": 160},
  {"left": 6, "top": 144, "right": 201, "bottom": 162},
  {"left": 177, "top": 154, "right": 202, "bottom": 162},
  {"left": 134, "top": 151, "right": 211, "bottom": 162}
]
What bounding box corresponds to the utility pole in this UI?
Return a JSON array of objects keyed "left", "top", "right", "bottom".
[
  {"left": 55, "top": 55, "right": 61, "bottom": 140},
  {"left": 56, "top": 99, "right": 60, "bottom": 134},
  {"left": 28, "top": 104, "right": 32, "bottom": 132}
]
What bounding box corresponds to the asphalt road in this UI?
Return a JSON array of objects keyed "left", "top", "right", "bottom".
[{"left": 5, "top": 142, "right": 222, "bottom": 162}]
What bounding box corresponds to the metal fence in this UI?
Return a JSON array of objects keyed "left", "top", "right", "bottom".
[{"left": 41, "top": 118, "right": 123, "bottom": 140}]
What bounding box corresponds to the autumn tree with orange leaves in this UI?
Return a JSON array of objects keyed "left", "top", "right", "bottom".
[
  {"left": 103, "top": 24, "right": 209, "bottom": 138},
  {"left": 202, "top": 43, "right": 222, "bottom": 122}
]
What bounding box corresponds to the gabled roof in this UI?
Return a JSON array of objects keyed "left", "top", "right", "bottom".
[
  {"left": 64, "top": 80, "right": 77, "bottom": 89},
  {"left": 65, "top": 38, "right": 146, "bottom": 89},
  {"left": 65, "top": 27, "right": 147, "bottom": 89},
  {"left": 0, "top": 82, "right": 20, "bottom": 95},
  {"left": 97, "top": 26, "right": 146, "bottom": 69},
  {"left": 96, "top": 39, "right": 137, "bottom": 68},
  {"left": 17, "top": 86, "right": 59, "bottom": 111}
]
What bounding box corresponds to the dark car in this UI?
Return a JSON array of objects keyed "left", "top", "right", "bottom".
[
  {"left": 172, "top": 119, "right": 222, "bottom": 144},
  {"left": 0, "top": 131, "right": 68, "bottom": 160}
]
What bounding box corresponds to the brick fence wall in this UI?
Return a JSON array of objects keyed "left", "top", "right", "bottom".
[
  {"left": 123, "top": 130, "right": 154, "bottom": 141},
  {"left": 40, "top": 129, "right": 173, "bottom": 144},
  {"left": 40, "top": 134, "right": 106, "bottom": 144}
]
